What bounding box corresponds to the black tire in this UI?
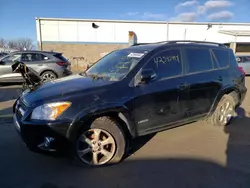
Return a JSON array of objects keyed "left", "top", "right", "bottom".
[
  {"left": 207, "top": 94, "right": 236, "bottom": 126},
  {"left": 41, "top": 71, "right": 57, "bottom": 82},
  {"left": 71, "top": 116, "right": 126, "bottom": 167}
]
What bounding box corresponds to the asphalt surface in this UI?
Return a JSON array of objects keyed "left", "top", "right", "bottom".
[{"left": 1, "top": 80, "right": 250, "bottom": 188}]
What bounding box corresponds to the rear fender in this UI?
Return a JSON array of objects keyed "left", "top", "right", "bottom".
[
  {"left": 66, "top": 103, "right": 136, "bottom": 141},
  {"left": 207, "top": 85, "right": 240, "bottom": 117}
]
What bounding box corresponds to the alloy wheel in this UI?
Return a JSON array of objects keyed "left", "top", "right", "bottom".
[
  {"left": 218, "top": 101, "right": 234, "bottom": 125},
  {"left": 76, "top": 128, "right": 116, "bottom": 166},
  {"left": 42, "top": 73, "right": 56, "bottom": 82}
]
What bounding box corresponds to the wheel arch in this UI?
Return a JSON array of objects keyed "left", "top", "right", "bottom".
[
  {"left": 207, "top": 86, "right": 240, "bottom": 117},
  {"left": 40, "top": 69, "right": 58, "bottom": 78},
  {"left": 66, "top": 107, "right": 136, "bottom": 142}
]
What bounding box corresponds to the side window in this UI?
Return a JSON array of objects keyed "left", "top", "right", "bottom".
[
  {"left": 40, "top": 54, "right": 50, "bottom": 61},
  {"left": 243, "top": 56, "right": 250, "bottom": 62},
  {"left": 212, "top": 49, "right": 229, "bottom": 68},
  {"left": 143, "top": 49, "right": 182, "bottom": 79},
  {"left": 2, "top": 54, "right": 22, "bottom": 64},
  {"left": 22, "top": 53, "right": 49, "bottom": 62},
  {"left": 236, "top": 56, "right": 242, "bottom": 63},
  {"left": 185, "top": 48, "right": 213, "bottom": 74}
]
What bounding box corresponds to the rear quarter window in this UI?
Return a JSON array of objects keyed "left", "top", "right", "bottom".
[
  {"left": 53, "top": 53, "right": 68, "bottom": 62},
  {"left": 212, "top": 49, "right": 230, "bottom": 68}
]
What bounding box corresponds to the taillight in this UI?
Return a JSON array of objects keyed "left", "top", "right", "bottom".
[
  {"left": 238, "top": 66, "right": 245, "bottom": 75},
  {"left": 56, "top": 62, "right": 67, "bottom": 66}
]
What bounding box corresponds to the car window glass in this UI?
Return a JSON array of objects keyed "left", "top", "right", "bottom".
[
  {"left": 185, "top": 48, "right": 213, "bottom": 73},
  {"left": 22, "top": 53, "right": 49, "bottom": 62},
  {"left": 143, "top": 49, "right": 182, "bottom": 79},
  {"left": 243, "top": 56, "right": 250, "bottom": 62},
  {"left": 212, "top": 49, "right": 229, "bottom": 68},
  {"left": 2, "top": 54, "right": 22, "bottom": 64},
  {"left": 236, "top": 57, "right": 242, "bottom": 63}
]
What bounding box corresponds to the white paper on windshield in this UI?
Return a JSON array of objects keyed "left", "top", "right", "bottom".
[{"left": 127, "top": 53, "right": 144, "bottom": 58}]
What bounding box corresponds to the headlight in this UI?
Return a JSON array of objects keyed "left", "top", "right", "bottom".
[{"left": 31, "top": 102, "right": 71, "bottom": 120}]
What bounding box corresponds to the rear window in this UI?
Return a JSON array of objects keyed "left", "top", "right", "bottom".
[
  {"left": 185, "top": 48, "right": 213, "bottom": 74},
  {"left": 212, "top": 49, "right": 229, "bottom": 68},
  {"left": 53, "top": 53, "right": 68, "bottom": 62}
]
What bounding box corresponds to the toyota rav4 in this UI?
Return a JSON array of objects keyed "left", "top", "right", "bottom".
[{"left": 13, "top": 40, "right": 247, "bottom": 167}]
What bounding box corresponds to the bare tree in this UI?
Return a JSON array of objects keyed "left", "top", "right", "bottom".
[
  {"left": 0, "top": 38, "right": 35, "bottom": 50},
  {"left": 13, "top": 38, "right": 35, "bottom": 50},
  {"left": 7, "top": 40, "right": 17, "bottom": 49},
  {"left": 0, "top": 38, "right": 6, "bottom": 47}
]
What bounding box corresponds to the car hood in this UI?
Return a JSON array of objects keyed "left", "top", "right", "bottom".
[{"left": 21, "top": 74, "right": 113, "bottom": 107}]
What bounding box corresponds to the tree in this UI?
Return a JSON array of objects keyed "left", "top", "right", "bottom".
[
  {"left": 0, "top": 38, "right": 35, "bottom": 50},
  {"left": 15, "top": 38, "right": 35, "bottom": 50},
  {"left": 0, "top": 38, "right": 6, "bottom": 48},
  {"left": 7, "top": 40, "right": 17, "bottom": 49}
]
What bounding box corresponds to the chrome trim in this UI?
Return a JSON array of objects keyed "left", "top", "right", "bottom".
[
  {"left": 13, "top": 114, "right": 20, "bottom": 132},
  {"left": 19, "top": 107, "right": 25, "bottom": 116}
]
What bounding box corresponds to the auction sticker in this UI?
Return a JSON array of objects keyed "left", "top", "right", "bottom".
[{"left": 127, "top": 53, "right": 145, "bottom": 58}]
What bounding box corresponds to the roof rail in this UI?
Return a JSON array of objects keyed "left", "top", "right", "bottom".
[
  {"left": 156, "top": 40, "right": 228, "bottom": 47},
  {"left": 131, "top": 40, "right": 228, "bottom": 48},
  {"left": 131, "top": 43, "right": 153, "bottom": 46}
]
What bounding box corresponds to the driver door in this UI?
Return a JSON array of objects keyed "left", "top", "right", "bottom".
[
  {"left": 0, "top": 53, "right": 22, "bottom": 82},
  {"left": 131, "top": 48, "right": 189, "bottom": 135}
]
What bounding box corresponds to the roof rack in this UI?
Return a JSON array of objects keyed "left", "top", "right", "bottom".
[
  {"left": 132, "top": 40, "right": 228, "bottom": 48},
  {"left": 157, "top": 40, "right": 228, "bottom": 47},
  {"left": 131, "top": 43, "right": 153, "bottom": 46}
]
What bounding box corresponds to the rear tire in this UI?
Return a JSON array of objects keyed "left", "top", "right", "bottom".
[
  {"left": 71, "top": 116, "right": 126, "bottom": 167},
  {"left": 41, "top": 71, "right": 57, "bottom": 82},
  {"left": 207, "top": 94, "right": 236, "bottom": 126}
]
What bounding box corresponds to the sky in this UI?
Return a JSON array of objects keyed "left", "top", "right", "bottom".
[{"left": 0, "top": 0, "right": 249, "bottom": 43}]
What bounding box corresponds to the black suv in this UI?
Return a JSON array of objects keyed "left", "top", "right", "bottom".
[{"left": 13, "top": 40, "right": 247, "bottom": 167}]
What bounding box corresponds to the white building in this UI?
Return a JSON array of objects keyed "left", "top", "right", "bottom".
[{"left": 36, "top": 17, "right": 250, "bottom": 69}]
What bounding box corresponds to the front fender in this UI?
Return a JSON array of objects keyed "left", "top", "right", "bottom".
[{"left": 66, "top": 103, "right": 135, "bottom": 141}]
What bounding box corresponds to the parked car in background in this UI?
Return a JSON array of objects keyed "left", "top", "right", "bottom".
[
  {"left": 0, "top": 50, "right": 72, "bottom": 83},
  {"left": 235, "top": 53, "right": 250, "bottom": 75},
  {"left": 13, "top": 40, "right": 246, "bottom": 167},
  {"left": 0, "top": 52, "right": 9, "bottom": 58}
]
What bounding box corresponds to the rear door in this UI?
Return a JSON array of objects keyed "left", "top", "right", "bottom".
[
  {"left": 0, "top": 53, "right": 22, "bottom": 82},
  {"left": 182, "top": 47, "right": 220, "bottom": 117}
]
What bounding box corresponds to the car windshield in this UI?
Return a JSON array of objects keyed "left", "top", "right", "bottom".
[{"left": 85, "top": 49, "right": 147, "bottom": 81}]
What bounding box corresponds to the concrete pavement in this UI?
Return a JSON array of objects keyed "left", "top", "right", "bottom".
[{"left": 1, "top": 80, "right": 250, "bottom": 188}]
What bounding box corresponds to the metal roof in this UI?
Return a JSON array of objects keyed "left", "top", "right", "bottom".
[
  {"left": 36, "top": 17, "right": 250, "bottom": 26},
  {"left": 218, "top": 30, "right": 250, "bottom": 36}
]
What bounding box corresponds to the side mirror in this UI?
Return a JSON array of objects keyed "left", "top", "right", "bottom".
[{"left": 140, "top": 69, "right": 156, "bottom": 83}]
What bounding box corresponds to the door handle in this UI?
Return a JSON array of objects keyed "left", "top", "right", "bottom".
[
  {"left": 178, "top": 83, "right": 188, "bottom": 90},
  {"left": 218, "top": 76, "right": 223, "bottom": 82}
]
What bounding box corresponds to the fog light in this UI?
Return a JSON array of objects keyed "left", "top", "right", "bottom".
[{"left": 44, "top": 137, "right": 54, "bottom": 148}]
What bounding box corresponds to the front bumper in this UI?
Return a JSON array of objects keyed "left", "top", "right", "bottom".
[{"left": 13, "top": 101, "right": 71, "bottom": 152}]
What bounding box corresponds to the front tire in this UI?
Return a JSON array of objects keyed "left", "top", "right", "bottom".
[
  {"left": 72, "top": 116, "right": 126, "bottom": 167},
  {"left": 208, "top": 94, "right": 236, "bottom": 126}
]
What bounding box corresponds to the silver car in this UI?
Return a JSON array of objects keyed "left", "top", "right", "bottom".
[
  {"left": 0, "top": 51, "right": 72, "bottom": 83},
  {"left": 235, "top": 53, "right": 250, "bottom": 75}
]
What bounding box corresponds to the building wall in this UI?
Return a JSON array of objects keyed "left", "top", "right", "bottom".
[
  {"left": 41, "top": 43, "right": 128, "bottom": 70},
  {"left": 37, "top": 18, "right": 250, "bottom": 69}
]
